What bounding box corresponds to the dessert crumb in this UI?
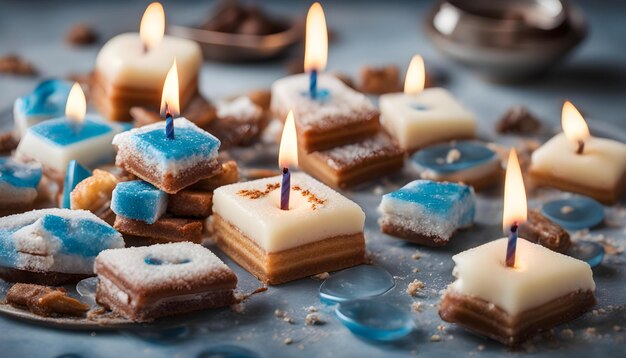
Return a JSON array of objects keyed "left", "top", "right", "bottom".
[
  {"left": 406, "top": 280, "right": 425, "bottom": 297},
  {"left": 437, "top": 324, "right": 446, "bottom": 332},
  {"left": 430, "top": 334, "right": 442, "bottom": 342},
  {"left": 274, "top": 309, "right": 294, "bottom": 323},
  {"left": 560, "top": 205, "right": 574, "bottom": 214},
  {"left": 411, "top": 302, "right": 424, "bottom": 313},
  {"left": 311, "top": 272, "right": 330, "bottom": 280},
  {"left": 284, "top": 337, "right": 293, "bottom": 345},
  {"left": 306, "top": 306, "right": 317, "bottom": 313},
  {"left": 411, "top": 251, "right": 423, "bottom": 260},
  {"left": 412, "top": 267, "right": 420, "bottom": 273},
  {"left": 446, "top": 148, "right": 461, "bottom": 164},
  {"left": 230, "top": 302, "right": 245, "bottom": 314},
  {"left": 305, "top": 313, "right": 324, "bottom": 326},
  {"left": 477, "top": 344, "right": 485, "bottom": 351},
  {"left": 614, "top": 325, "right": 622, "bottom": 332},
  {"left": 560, "top": 328, "right": 574, "bottom": 339}
]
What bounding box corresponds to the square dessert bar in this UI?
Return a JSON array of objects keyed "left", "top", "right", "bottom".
[
  {"left": 113, "top": 118, "right": 222, "bottom": 194},
  {"left": 95, "top": 242, "right": 237, "bottom": 322},
  {"left": 298, "top": 133, "right": 405, "bottom": 189},
  {"left": 0, "top": 158, "right": 42, "bottom": 209},
  {"left": 529, "top": 133, "right": 626, "bottom": 204},
  {"left": 379, "top": 180, "right": 475, "bottom": 246},
  {"left": 271, "top": 74, "right": 380, "bottom": 152},
  {"left": 212, "top": 173, "right": 366, "bottom": 285},
  {"left": 439, "top": 238, "right": 595, "bottom": 346},
  {"left": 13, "top": 79, "right": 71, "bottom": 137},
  {"left": 93, "top": 34, "right": 201, "bottom": 121},
  {"left": 114, "top": 216, "right": 203, "bottom": 244},
  {"left": 380, "top": 88, "right": 476, "bottom": 152}
]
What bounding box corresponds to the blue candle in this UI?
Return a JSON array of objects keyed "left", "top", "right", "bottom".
[
  {"left": 164, "top": 104, "right": 175, "bottom": 140},
  {"left": 506, "top": 222, "right": 518, "bottom": 267},
  {"left": 309, "top": 69, "right": 318, "bottom": 99},
  {"left": 280, "top": 167, "right": 290, "bottom": 210}
]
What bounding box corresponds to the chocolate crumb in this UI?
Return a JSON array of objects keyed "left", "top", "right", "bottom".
[
  {"left": 495, "top": 105, "right": 542, "bottom": 134},
  {"left": 519, "top": 210, "right": 571, "bottom": 253},
  {"left": 0, "top": 54, "right": 37, "bottom": 76},
  {"left": 407, "top": 280, "right": 425, "bottom": 297},
  {"left": 358, "top": 65, "right": 402, "bottom": 94},
  {"left": 66, "top": 23, "right": 98, "bottom": 46}
]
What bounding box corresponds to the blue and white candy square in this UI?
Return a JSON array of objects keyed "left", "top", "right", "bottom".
[
  {"left": 111, "top": 180, "right": 168, "bottom": 224},
  {"left": 112, "top": 118, "right": 222, "bottom": 193},
  {"left": 13, "top": 79, "right": 72, "bottom": 137},
  {"left": 0, "top": 158, "right": 42, "bottom": 208},
  {"left": 378, "top": 180, "right": 475, "bottom": 246}
]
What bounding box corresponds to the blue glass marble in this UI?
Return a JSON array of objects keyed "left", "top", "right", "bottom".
[
  {"left": 541, "top": 196, "right": 605, "bottom": 230},
  {"left": 0, "top": 157, "right": 42, "bottom": 188},
  {"left": 319, "top": 265, "right": 395, "bottom": 304},
  {"left": 411, "top": 140, "right": 496, "bottom": 174},
  {"left": 132, "top": 127, "right": 220, "bottom": 162},
  {"left": 197, "top": 345, "right": 260, "bottom": 358},
  {"left": 111, "top": 180, "right": 168, "bottom": 224},
  {"left": 568, "top": 241, "right": 605, "bottom": 268},
  {"left": 61, "top": 160, "right": 91, "bottom": 209},
  {"left": 31, "top": 117, "right": 113, "bottom": 146},
  {"left": 335, "top": 299, "right": 414, "bottom": 341},
  {"left": 16, "top": 79, "right": 72, "bottom": 117}
]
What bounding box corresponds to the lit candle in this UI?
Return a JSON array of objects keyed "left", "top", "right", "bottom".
[
  {"left": 94, "top": 2, "right": 201, "bottom": 121},
  {"left": 160, "top": 60, "right": 179, "bottom": 140},
  {"left": 529, "top": 101, "right": 626, "bottom": 204},
  {"left": 304, "top": 2, "right": 328, "bottom": 99},
  {"left": 503, "top": 149, "right": 527, "bottom": 267},
  {"left": 16, "top": 83, "right": 125, "bottom": 173},
  {"left": 380, "top": 54, "right": 476, "bottom": 153},
  {"left": 278, "top": 111, "right": 298, "bottom": 210}
]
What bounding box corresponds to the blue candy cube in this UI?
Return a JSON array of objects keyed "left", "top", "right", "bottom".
[{"left": 111, "top": 180, "right": 168, "bottom": 224}]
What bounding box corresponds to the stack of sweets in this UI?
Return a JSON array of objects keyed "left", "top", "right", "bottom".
[
  {"left": 110, "top": 118, "right": 237, "bottom": 244},
  {"left": 271, "top": 74, "right": 404, "bottom": 189}
]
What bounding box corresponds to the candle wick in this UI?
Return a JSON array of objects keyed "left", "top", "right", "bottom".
[
  {"left": 143, "top": 43, "right": 149, "bottom": 54},
  {"left": 282, "top": 167, "right": 288, "bottom": 174},
  {"left": 576, "top": 140, "right": 585, "bottom": 155},
  {"left": 505, "top": 221, "right": 519, "bottom": 268}
]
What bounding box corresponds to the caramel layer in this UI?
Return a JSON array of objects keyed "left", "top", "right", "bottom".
[{"left": 529, "top": 168, "right": 625, "bottom": 205}]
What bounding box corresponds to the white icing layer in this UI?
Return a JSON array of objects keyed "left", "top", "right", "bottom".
[
  {"left": 212, "top": 173, "right": 365, "bottom": 253},
  {"left": 95, "top": 33, "right": 201, "bottom": 90},
  {"left": 530, "top": 133, "right": 626, "bottom": 190},
  {"left": 449, "top": 238, "right": 595, "bottom": 315},
  {"left": 380, "top": 89, "right": 476, "bottom": 150},
  {"left": 270, "top": 74, "right": 377, "bottom": 132}
]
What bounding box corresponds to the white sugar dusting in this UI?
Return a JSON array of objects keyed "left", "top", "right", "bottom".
[
  {"left": 95, "top": 242, "right": 234, "bottom": 291},
  {"left": 271, "top": 74, "right": 378, "bottom": 132},
  {"left": 317, "top": 133, "right": 402, "bottom": 170},
  {"left": 217, "top": 96, "right": 262, "bottom": 121}
]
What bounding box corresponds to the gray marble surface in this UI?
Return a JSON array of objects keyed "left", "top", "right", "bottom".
[{"left": 1, "top": 1, "right": 625, "bottom": 357}]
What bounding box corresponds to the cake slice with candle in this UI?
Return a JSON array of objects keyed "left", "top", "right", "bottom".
[
  {"left": 529, "top": 101, "right": 626, "bottom": 204},
  {"left": 92, "top": 3, "right": 201, "bottom": 121},
  {"left": 270, "top": 3, "right": 380, "bottom": 153},
  {"left": 112, "top": 63, "right": 222, "bottom": 194},
  {"left": 378, "top": 180, "right": 475, "bottom": 246},
  {"left": 380, "top": 55, "right": 476, "bottom": 153},
  {"left": 16, "top": 83, "right": 126, "bottom": 176},
  {"left": 439, "top": 150, "right": 596, "bottom": 346}
]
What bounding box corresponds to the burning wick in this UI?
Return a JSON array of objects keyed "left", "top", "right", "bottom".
[
  {"left": 164, "top": 103, "right": 174, "bottom": 140},
  {"left": 505, "top": 222, "right": 518, "bottom": 267},
  {"left": 281, "top": 167, "right": 291, "bottom": 210},
  {"left": 576, "top": 140, "right": 585, "bottom": 155}
]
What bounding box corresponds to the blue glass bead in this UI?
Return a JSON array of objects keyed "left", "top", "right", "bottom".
[
  {"left": 541, "top": 197, "right": 605, "bottom": 230},
  {"left": 319, "top": 265, "right": 395, "bottom": 304},
  {"left": 335, "top": 298, "right": 414, "bottom": 341},
  {"left": 197, "top": 345, "right": 260, "bottom": 358},
  {"left": 568, "top": 241, "right": 605, "bottom": 268},
  {"left": 62, "top": 160, "right": 91, "bottom": 209},
  {"left": 411, "top": 140, "right": 496, "bottom": 174}
]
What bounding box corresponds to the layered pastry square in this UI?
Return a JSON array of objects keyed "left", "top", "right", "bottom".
[
  {"left": 212, "top": 173, "right": 366, "bottom": 285},
  {"left": 93, "top": 33, "right": 201, "bottom": 121},
  {"left": 270, "top": 74, "right": 380, "bottom": 152},
  {"left": 0, "top": 158, "right": 42, "bottom": 210},
  {"left": 298, "top": 132, "right": 405, "bottom": 189},
  {"left": 378, "top": 180, "right": 474, "bottom": 246},
  {"left": 95, "top": 242, "right": 237, "bottom": 322},
  {"left": 529, "top": 133, "right": 626, "bottom": 204},
  {"left": 13, "top": 79, "right": 71, "bottom": 137},
  {"left": 380, "top": 88, "right": 476, "bottom": 152},
  {"left": 439, "top": 238, "right": 596, "bottom": 346},
  {"left": 0, "top": 208, "right": 124, "bottom": 285},
  {"left": 112, "top": 118, "right": 221, "bottom": 194},
  {"left": 17, "top": 116, "right": 125, "bottom": 173}
]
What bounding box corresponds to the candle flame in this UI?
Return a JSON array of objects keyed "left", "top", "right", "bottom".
[
  {"left": 404, "top": 55, "right": 426, "bottom": 95},
  {"left": 279, "top": 111, "right": 298, "bottom": 168},
  {"left": 503, "top": 149, "right": 527, "bottom": 232},
  {"left": 562, "top": 100, "right": 590, "bottom": 147},
  {"left": 65, "top": 83, "right": 86, "bottom": 123},
  {"left": 140, "top": 2, "right": 165, "bottom": 51},
  {"left": 304, "top": 2, "right": 328, "bottom": 73},
  {"left": 160, "top": 60, "right": 180, "bottom": 117}
]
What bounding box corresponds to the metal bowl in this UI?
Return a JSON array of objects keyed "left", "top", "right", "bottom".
[
  {"left": 168, "top": 21, "right": 303, "bottom": 62},
  {"left": 425, "top": 0, "right": 587, "bottom": 81}
]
